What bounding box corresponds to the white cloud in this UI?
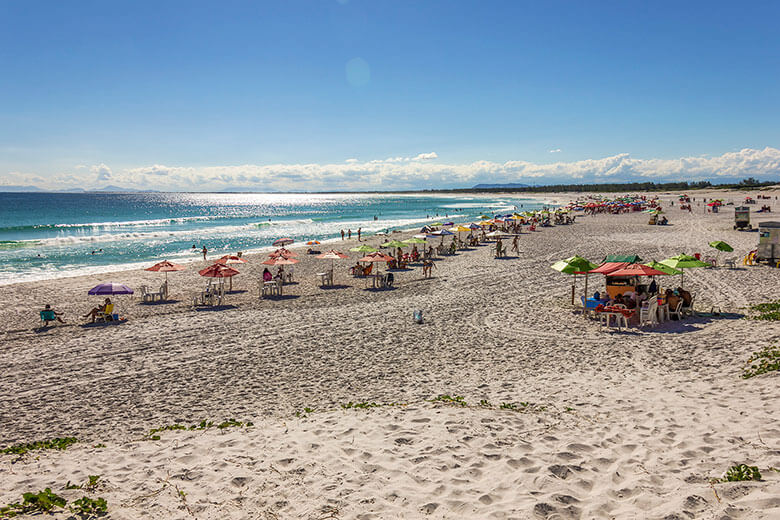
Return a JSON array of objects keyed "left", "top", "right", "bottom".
[
  {"left": 3, "top": 148, "right": 779, "bottom": 191},
  {"left": 345, "top": 158, "right": 359, "bottom": 163},
  {"left": 549, "top": 148, "right": 561, "bottom": 153}
]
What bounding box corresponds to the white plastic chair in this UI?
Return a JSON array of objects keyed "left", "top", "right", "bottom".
[
  {"left": 639, "top": 300, "right": 658, "bottom": 327},
  {"left": 669, "top": 300, "right": 684, "bottom": 320}
]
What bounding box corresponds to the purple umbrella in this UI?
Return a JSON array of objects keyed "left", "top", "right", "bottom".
[
  {"left": 443, "top": 221, "right": 454, "bottom": 226},
  {"left": 88, "top": 282, "right": 134, "bottom": 295}
]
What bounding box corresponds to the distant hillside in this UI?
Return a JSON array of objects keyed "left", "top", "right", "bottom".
[
  {"left": 0, "top": 185, "right": 46, "bottom": 192},
  {"left": 472, "top": 183, "right": 530, "bottom": 189}
]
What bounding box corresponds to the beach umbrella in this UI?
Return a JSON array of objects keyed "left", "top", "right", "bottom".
[
  {"left": 443, "top": 221, "right": 454, "bottom": 226},
  {"left": 607, "top": 264, "right": 669, "bottom": 277},
  {"left": 306, "top": 240, "right": 321, "bottom": 245},
  {"left": 273, "top": 237, "right": 294, "bottom": 247},
  {"left": 262, "top": 256, "right": 299, "bottom": 266},
  {"left": 708, "top": 240, "right": 733, "bottom": 252},
  {"left": 269, "top": 248, "right": 298, "bottom": 258},
  {"left": 551, "top": 255, "right": 599, "bottom": 305},
  {"left": 316, "top": 249, "right": 349, "bottom": 277},
  {"left": 643, "top": 261, "right": 682, "bottom": 276},
  {"left": 479, "top": 214, "right": 490, "bottom": 219},
  {"left": 430, "top": 222, "right": 443, "bottom": 227},
  {"left": 381, "top": 240, "right": 407, "bottom": 249},
  {"left": 660, "top": 254, "right": 708, "bottom": 288},
  {"left": 403, "top": 237, "right": 427, "bottom": 244},
  {"left": 199, "top": 263, "right": 240, "bottom": 294},
  {"left": 215, "top": 256, "right": 246, "bottom": 290},
  {"left": 88, "top": 282, "right": 134, "bottom": 295},
  {"left": 145, "top": 260, "right": 186, "bottom": 284},
  {"left": 359, "top": 251, "right": 394, "bottom": 262},
  {"left": 468, "top": 223, "right": 481, "bottom": 230},
  {"left": 350, "top": 244, "right": 378, "bottom": 253}
]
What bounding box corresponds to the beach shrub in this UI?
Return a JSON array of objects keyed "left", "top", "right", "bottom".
[
  {"left": 148, "top": 419, "right": 253, "bottom": 439},
  {"left": 720, "top": 464, "right": 762, "bottom": 482},
  {"left": 748, "top": 300, "right": 780, "bottom": 321},
  {"left": 0, "top": 437, "right": 78, "bottom": 456},
  {"left": 428, "top": 395, "right": 467, "bottom": 406},
  {"left": 0, "top": 488, "right": 66, "bottom": 517},
  {"left": 69, "top": 496, "right": 108, "bottom": 518},
  {"left": 341, "top": 401, "right": 381, "bottom": 409},
  {"left": 742, "top": 346, "right": 780, "bottom": 379}
]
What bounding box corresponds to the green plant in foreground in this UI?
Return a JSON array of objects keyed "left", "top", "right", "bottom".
[
  {"left": 750, "top": 300, "right": 780, "bottom": 313},
  {"left": 148, "top": 419, "right": 253, "bottom": 439},
  {"left": 499, "top": 402, "right": 518, "bottom": 411},
  {"left": 715, "top": 464, "right": 762, "bottom": 483},
  {"left": 69, "top": 496, "right": 108, "bottom": 518},
  {"left": 1, "top": 437, "right": 78, "bottom": 456},
  {"left": 341, "top": 401, "right": 381, "bottom": 410},
  {"left": 0, "top": 488, "right": 66, "bottom": 517},
  {"left": 742, "top": 345, "right": 780, "bottom": 379},
  {"left": 428, "top": 395, "right": 467, "bottom": 406},
  {"left": 478, "top": 399, "right": 491, "bottom": 407}
]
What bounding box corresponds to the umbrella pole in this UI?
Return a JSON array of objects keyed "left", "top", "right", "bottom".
[
  {"left": 571, "top": 274, "right": 576, "bottom": 305},
  {"left": 583, "top": 273, "right": 589, "bottom": 313}
]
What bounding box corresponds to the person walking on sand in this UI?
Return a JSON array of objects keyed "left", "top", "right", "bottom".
[
  {"left": 511, "top": 235, "right": 519, "bottom": 254},
  {"left": 357, "top": 227, "right": 362, "bottom": 241},
  {"left": 202, "top": 246, "right": 208, "bottom": 260},
  {"left": 348, "top": 229, "right": 352, "bottom": 239},
  {"left": 341, "top": 229, "right": 345, "bottom": 240},
  {"left": 423, "top": 258, "right": 436, "bottom": 278}
]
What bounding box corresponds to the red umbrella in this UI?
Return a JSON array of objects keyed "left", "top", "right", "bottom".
[
  {"left": 607, "top": 264, "right": 669, "bottom": 277},
  {"left": 273, "top": 238, "right": 294, "bottom": 247},
  {"left": 216, "top": 255, "right": 247, "bottom": 265},
  {"left": 269, "top": 248, "right": 298, "bottom": 258},
  {"left": 316, "top": 250, "right": 349, "bottom": 260},
  {"left": 587, "top": 262, "right": 629, "bottom": 275},
  {"left": 262, "top": 256, "right": 299, "bottom": 265},
  {"left": 359, "top": 252, "right": 394, "bottom": 262},
  {"left": 145, "top": 260, "right": 186, "bottom": 283},
  {"left": 199, "top": 263, "right": 240, "bottom": 292}
]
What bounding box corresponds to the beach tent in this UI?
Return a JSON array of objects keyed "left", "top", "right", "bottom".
[{"left": 603, "top": 254, "right": 642, "bottom": 263}]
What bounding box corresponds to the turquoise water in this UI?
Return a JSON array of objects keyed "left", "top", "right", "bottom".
[{"left": 0, "top": 192, "right": 545, "bottom": 284}]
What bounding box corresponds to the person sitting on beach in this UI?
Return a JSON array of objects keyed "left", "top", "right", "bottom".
[
  {"left": 677, "top": 287, "right": 692, "bottom": 306},
  {"left": 593, "top": 291, "right": 601, "bottom": 301},
  {"left": 41, "top": 304, "right": 65, "bottom": 325},
  {"left": 648, "top": 279, "right": 658, "bottom": 295},
  {"left": 666, "top": 289, "right": 681, "bottom": 310},
  {"left": 611, "top": 293, "right": 625, "bottom": 306},
  {"left": 262, "top": 268, "right": 273, "bottom": 282},
  {"left": 83, "top": 298, "right": 112, "bottom": 323},
  {"left": 275, "top": 266, "right": 285, "bottom": 281}
]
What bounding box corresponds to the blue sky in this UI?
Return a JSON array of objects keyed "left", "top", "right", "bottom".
[{"left": 1, "top": 0, "right": 779, "bottom": 191}]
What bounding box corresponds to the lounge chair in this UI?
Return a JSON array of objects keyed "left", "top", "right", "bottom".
[
  {"left": 96, "top": 303, "right": 115, "bottom": 323},
  {"left": 40, "top": 310, "right": 59, "bottom": 327}
]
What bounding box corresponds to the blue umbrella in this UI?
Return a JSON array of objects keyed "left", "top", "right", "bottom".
[
  {"left": 88, "top": 282, "right": 134, "bottom": 295},
  {"left": 427, "top": 229, "right": 454, "bottom": 236}
]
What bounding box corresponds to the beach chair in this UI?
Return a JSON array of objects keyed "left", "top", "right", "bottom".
[
  {"left": 384, "top": 272, "right": 394, "bottom": 288},
  {"left": 668, "top": 300, "right": 683, "bottom": 320},
  {"left": 317, "top": 270, "right": 333, "bottom": 287},
  {"left": 639, "top": 300, "right": 658, "bottom": 327},
  {"left": 96, "top": 303, "right": 115, "bottom": 323},
  {"left": 723, "top": 256, "right": 737, "bottom": 269},
  {"left": 39, "top": 310, "right": 58, "bottom": 327},
  {"left": 681, "top": 295, "right": 695, "bottom": 317}
]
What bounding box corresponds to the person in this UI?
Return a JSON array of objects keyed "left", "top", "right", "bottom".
[
  {"left": 341, "top": 229, "right": 345, "bottom": 240},
  {"left": 677, "top": 287, "right": 692, "bottom": 306},
  {"left": 347, "top": 229, "right": 352, "bottom": 239},
  {"left": 666, "top": 289, "right": 681, "bottom": 312},
  {"left": 511, "top": 235, "right": 519, "bottom": 254},
  {"left": 357, "top": 227, "right": 362, "bottom": 241},
  {"left": 422, "top": 258, "right": 436, "bottom": 278},
  {"left": 275, "top": 266, "right": 285, "bottom": 281},
  {"left": 593, "top": 291, "right": 601, "bottom": 301},
  {"left": 262, "top": 268, "right": 272, "bottom": 282},
  {"left": 83, "top": 298, "right": 112, "bottom": 323},
  {"left": 192, "top": 244, "right": 197, "bottom": 249},
  {"left": 202, "top": 246, "right": 208, "bottom": 260},
  {"left": 495, "top": 238, "right": 503, "bottom": 258},
  {"left": 612, "top": 293, "right": 625, "bottom": 306},
  {"left": 648, "top": 279, "right": 658, "bottom": 295},
  {"left": 41, "top": 304, "right": 65, "bottom": 324}
]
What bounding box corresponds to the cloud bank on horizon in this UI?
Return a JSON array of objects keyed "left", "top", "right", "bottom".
[{"left": 3, "top": 147, "right": 779, "bottom": 192}]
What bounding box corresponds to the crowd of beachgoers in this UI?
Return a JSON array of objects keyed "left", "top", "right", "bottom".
[{"left": 2, "top": 188, "right": 779, "bottom": 519}]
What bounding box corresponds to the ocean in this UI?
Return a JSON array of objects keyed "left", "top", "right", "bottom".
[{"left": 0, "top": 192, "right": 547, "bottom": 285}]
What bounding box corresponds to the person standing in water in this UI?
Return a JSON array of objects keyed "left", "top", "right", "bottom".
[
  {"left": 202, "top": 246, "right": 208, "bottom": 260},
  {"left": 348, "top": 229, "right": 352, "bottom": 239},
  {"left": 357, "top": 227, "right": 362, "bottom": 241}
]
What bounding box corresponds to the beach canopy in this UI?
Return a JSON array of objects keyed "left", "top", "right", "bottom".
[
  {"left": 272, "top": 237, "right": 294, "bottom": 247},
  {"left": 603, "top": 254, "right": 643, "bottom": 263},
  {"left": 643, "top": 261, "right": 682, "bottom": 276},
  {"left": 262, "top": 256, "right": 299, "bottom": 266},
  {"left": 468, "top": 223, "right": 482, "bottom": 229},
  {"left": 450, "top": 225, "right": 472, "bottom": 233},
  {"left": 427, "top": 229, "right": 453, "bottom": 236},
  {"left": 199, "top": 264, "right": 240, "bottom": 278},
  {"left": 551, "top": 255, "right": 599, "bottom": 275},
  {"left": 88, "top": 282, "right": 134, "bottom": 295},
  {"left": 588, "top": 262, "right": 629, "bottom": 275},
  {"left": 145, "top": 260, "right": 186, "bottom": 272},
  {"left": 215, "top": 255, "right": 247, "bottom": 265},
  {"left": 350, "top": 244, "right": 378, "bottom": 253},
  {"left": 708, "top": 240, "right": 734, "bottom": 252},
  {"left": 269, "top": 248, "right": 298, "bottom": 258},
  {"left": 607, "top": 263, "right": 669, "bottom": 277},
  {"left": 359, "top": 251, "right": 394, "bottom": 262},
  {"left": 382, "top": 240, "right": 407, "bottom": 248}
]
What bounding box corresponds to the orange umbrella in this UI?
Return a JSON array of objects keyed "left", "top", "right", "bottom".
[
  {"left": 262, "top": 256, "right": 299, "bottom": 265},
  {"left": 199, "top": 263, "right": 240, "bottom": 291},
  {"left": 359, "top": 252, "right": 394, "bottom": 262}
]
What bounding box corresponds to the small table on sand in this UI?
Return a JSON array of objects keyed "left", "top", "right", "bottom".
[{"left": 366, "top": 273, "right": 386, "bottom": 289}]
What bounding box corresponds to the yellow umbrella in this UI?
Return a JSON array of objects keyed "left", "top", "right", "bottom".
[{"left": 449, "top": 225, "right": 471, "bottom": 233}]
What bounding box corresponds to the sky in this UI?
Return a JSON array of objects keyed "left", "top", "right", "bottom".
[{"left": 1, "top": 0, "right": 779, "bottom": 191}]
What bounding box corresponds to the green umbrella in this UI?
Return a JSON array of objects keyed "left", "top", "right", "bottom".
[
  {"left": 708, "top": 240, "right": 733, "bottom": 252},
  {"left": 350, "top": 244, "right": 378, "bottom": 253},
  {"left": 403, "top": 237, "right": 427, "bottom": 244},
  {"left": 382, "top": 240, "right": 407, "bottom": 248},
  {"left": 643, "top": 261, "right": 682, "bottom": 276},
  {"left": 551, "top": 255, "right": 599, "bottom": 305},
  {"left": 660, "top": 254, "right": 708, "bottom": 287}
]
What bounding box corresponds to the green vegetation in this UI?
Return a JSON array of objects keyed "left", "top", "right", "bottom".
[
  {"left": 742, "top": 345, "right": 780, "bottom": 379},
  {"left": 748, "top": 300, "right": 780, "bottom": 321},
  {"left": 716, "top": 464, "right": 762, "bottom": 483},
  {"left": 450, "top": 178, "right": 775, "bottom": 194},
  {"left": 0, "top": 488, "right": 66, "bottom": 517},
  {"left": 428, "top": 395, "right": 467, "bottom": 406},
  {"left": 1, "top": 437, "right": 78, "bottom": 456},
  {"left": 341, "top": 401, "right": 382, "bottom": 410},
  {"left": 478, "top": 399, "right": 491, "bottom": 407},
  {"left": 148, "top": 419, "right": 253, "bottom": 439},
  {"left": 70, "top": 496, "right": 108, "bottom": 518}
]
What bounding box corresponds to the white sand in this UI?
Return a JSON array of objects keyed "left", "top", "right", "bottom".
[{"left": 1, "top": 189, "right": 779, "bottom": 519}]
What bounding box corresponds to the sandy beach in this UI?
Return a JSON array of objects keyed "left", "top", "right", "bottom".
[{"left": 2, "top": 189, "right": 779, "bottom": 519}]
